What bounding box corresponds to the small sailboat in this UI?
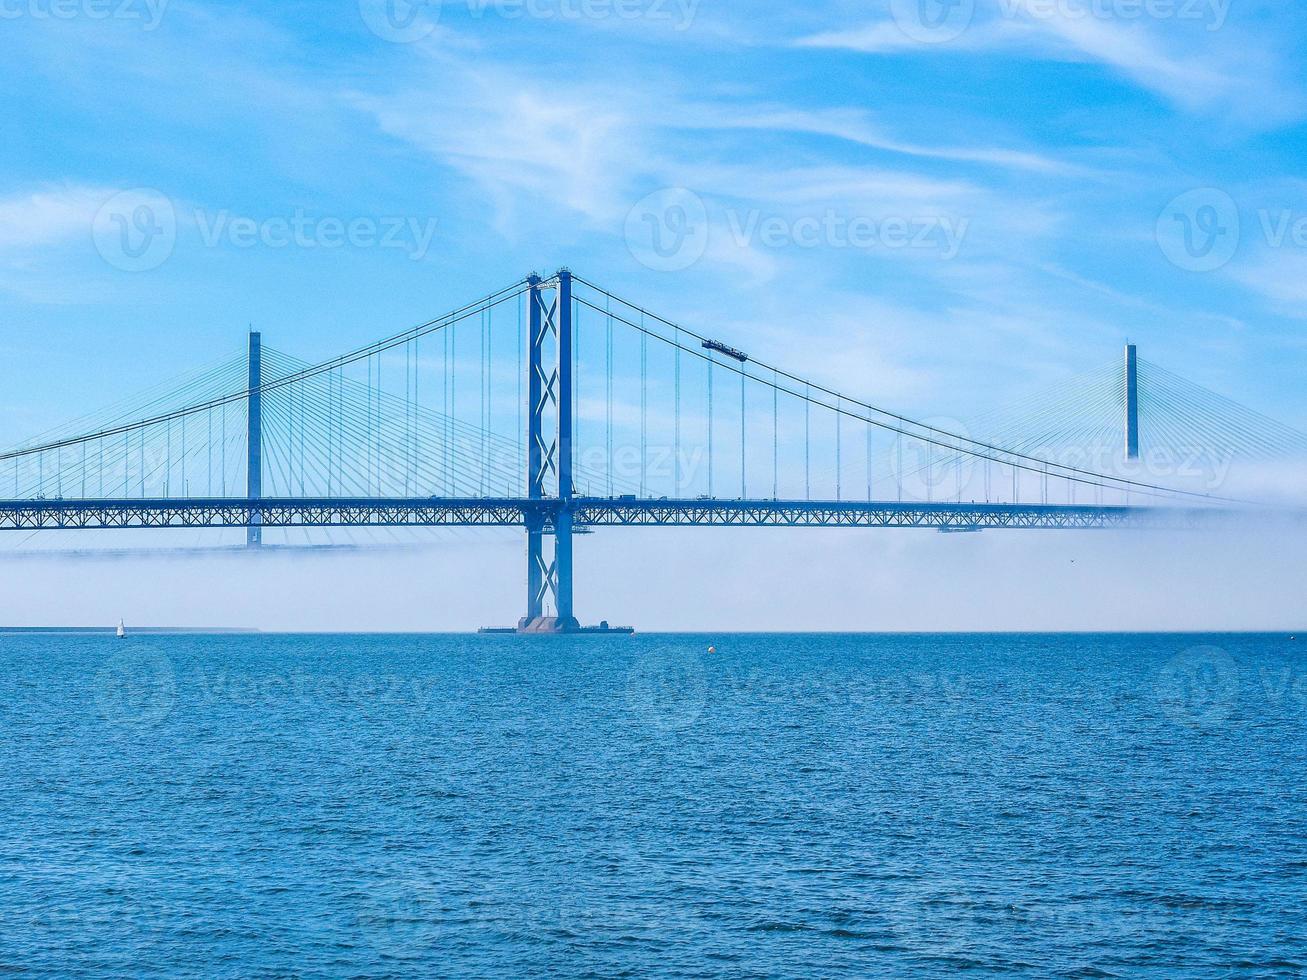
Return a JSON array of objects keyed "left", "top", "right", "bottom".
[{"left": 116, "top": 620, "right": 126, "bottom": 639}]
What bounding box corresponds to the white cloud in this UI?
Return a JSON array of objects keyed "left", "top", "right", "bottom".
[
  {"left": 0, "top": 187, "right": 109, "bottom": 250},
  {"left": 352, "top": 62, "right": 643, "bottom": 228},
  {"left": 798, "top": 16, "right": 1021, "bottom": 55},
  {"left": 1229, "top": 250, "right": 1307, "bottom": 313}
]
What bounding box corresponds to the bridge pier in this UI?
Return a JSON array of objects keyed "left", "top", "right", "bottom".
[{"left": 513, "top": 509, "right": 590, "bottom": 632}]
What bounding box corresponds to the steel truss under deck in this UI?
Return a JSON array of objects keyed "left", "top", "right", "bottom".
[{"left": 0, "top": 496, "right": 1200, "bottom": 532}]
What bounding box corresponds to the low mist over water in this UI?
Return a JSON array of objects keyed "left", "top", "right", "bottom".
[{"left": 0, "top": 520, "right": 1301, "bottom": 632}]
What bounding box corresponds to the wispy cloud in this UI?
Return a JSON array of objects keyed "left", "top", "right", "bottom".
[
  {"left": 348, "top": 46, "right": 1065, "bottom": 290},
  {"left": 798, "top": 16, "right": 1020, "bottom": 55},
  {"left": 797, "top": 1, "right": 1302, "bottom": 126},
  {"left": 0, "top": 186, "right": 109, "bottom": 250},
  {"left": 1229, "top": 250, "right": 1307, "bottom": 314},
  {"left": 671, "top": 105, "right": 1083, "bottom": 176}
]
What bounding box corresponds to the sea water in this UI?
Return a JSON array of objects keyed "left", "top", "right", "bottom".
[{"left": 1, "top": 633, "right": 1303, "bottom": 977}]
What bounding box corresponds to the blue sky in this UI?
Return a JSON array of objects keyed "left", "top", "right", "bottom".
[
  {"left": 1, "top": 0, "right": 1306, "bottom": 628},
  {"left": 3, "top": 0, "right": 1307, "bottom": 441}
]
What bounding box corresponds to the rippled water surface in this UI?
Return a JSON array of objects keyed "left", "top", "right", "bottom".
[{"left": 2, "top": 632, "right": 1305, "bottom": 977}]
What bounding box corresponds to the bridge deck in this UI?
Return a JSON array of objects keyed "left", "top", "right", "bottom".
[{"left": 0, "top": 497, "right": 1189, "bottom": 532}]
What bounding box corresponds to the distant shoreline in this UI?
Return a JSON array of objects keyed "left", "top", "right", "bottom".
[{"left": 0, "top": 627, "right": 259, "bottom": 634}]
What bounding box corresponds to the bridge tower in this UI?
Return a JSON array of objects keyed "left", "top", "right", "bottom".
[
  {"left": 247, "top": 330, "right": 263, "bottom": 548},
  {"left": 1125, "top": 343, "right": 1139, "bottom": 461},
  {"left": 520, "top": 270, "right": 578, "bottom": 631}
]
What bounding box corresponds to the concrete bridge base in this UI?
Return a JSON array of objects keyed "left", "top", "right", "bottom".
[{"left": 478, "top": 616, "right": 634, "bottom": 635}]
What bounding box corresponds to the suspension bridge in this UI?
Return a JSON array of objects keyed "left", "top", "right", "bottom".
[{"left": 1, "top": 270, "right": 1302, "bottom": 631}]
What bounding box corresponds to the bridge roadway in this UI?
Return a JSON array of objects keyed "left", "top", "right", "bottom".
[{"left": 0, "top": 496, "right": 1195, "bottom": 533}]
